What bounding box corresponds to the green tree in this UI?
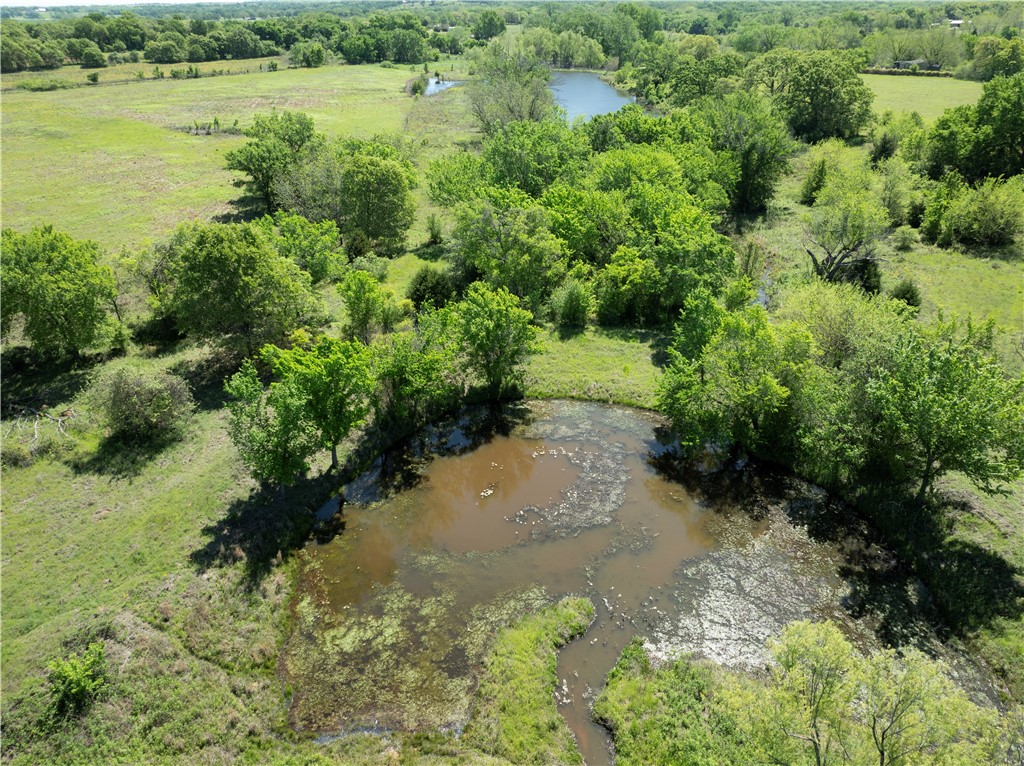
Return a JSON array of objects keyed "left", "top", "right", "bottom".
[
  {"left": 692, "top": 91, "right": 794, "bottom": 215},
  {"left": 256, "top": 211, "right": 345, "bottom": 285},
  {"left": 780, "top": 51, "right": 874, "bottom": 141},
  {"left": 338, "top": 269, "right": 401, "bottom": 344},
  {"left": 456, "top": 282, "right": 537, "bottom": 400},
  {"left": 147, "top": 222, "right": 323, "bottom": 354},
  {"left": 224, "top": 360, "right": 318, "bottom": 490},
  {"left": 805, "top": 170, "right": 889, "bottom": 285},
  {"left": 472, "top": 9, "right": 506, "bottom": 41},
  {"left": 451, "top": 189, "right": 568, "bottom": 313},
  {"left": 101, "top": 368, "right": 195, "bottom": 445},
  {"left": 277, "top": 142, "right": 415, "bottom": 256},
  {"left": 482, "top": 119, "right": 591, "bottom": 198},
  {"left": 864, "top": 320, "right": 1024, "bottom": 502},
  {"left": 261, "top": 336, "right": 374, "bottom": 469},
  {"left": 224, "top": 110, "right": 317, "bottom": 211},
  {"left": 658, "top": 305, "right": 812, "bottom": 456},
  {"left": 1, "top": 226, "right": 116, "bottom": 358},
  {"left": 468, "top": 45, "right": 554, "bottom": 133}
]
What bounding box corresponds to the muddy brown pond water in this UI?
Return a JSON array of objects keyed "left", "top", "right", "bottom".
[{"left": 282, "top": 400, "right": 997, "bottom": 765}]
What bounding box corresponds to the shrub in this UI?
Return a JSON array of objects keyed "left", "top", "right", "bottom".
[
  {"left": 426, "top": 213, "right": 444, "bottom": 245},
  {"left": 891, "top": 225, "right": 918, "bottom": 251},
  {"left": 889, "top": 278, "right": 922, "bottom": 308},
  {"left": 1, "top": 441, "right": 34, "bottom": 468},
  {"left": 102, "top": 368, "right": 195, "bottom": 444},
  {"left": 943, "top": 177, "right": 1024, "bottom": 247},
  {"left": 548, "top": 278, "right": 592, "bottom": 328},
  {"left": 48, "top": 642, "right": 107, "bottom": 718},
  {"left": 799, "top": 157, "right": 829, "bottom": 205},
  {"left": 407, "top": 265, "right": 456, "bottom": 310}
]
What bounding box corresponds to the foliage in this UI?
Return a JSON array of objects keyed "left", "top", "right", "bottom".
[
  {"left": 600, "top": 621, "right": 1002, "bottom": 766},
  {"left": 456, "top": 282, "right": 538, "bottom": 400},
  {"left": 778, "top": 51, "right": 874, "bottom": 141},
  {"left": 468, "top": 45, "right": 554, "bottom": 134},
  {"left": 406, "top": 265, "right": 456, "bottom": 310},
  {"left": 805, "top": 168, "right": 889, "bottom": 285},
  {"left": 369, "top": 307, "right": 463, "bottom": 436},
  {"left": 426, "top": 152, "right": 488, "bottom": 207},
  {"left": 482, "top": 119, "right": 591, "bottom": 198},
  {"left": 548, "top": 277, "right": 592, "bottom": 328},
  {"left": 146, "top": 221, "right": 323, "bottom": 354},
  {"left": 1, "top": 225, "right": 116, "bottom": 357},
  {"left": 47, "top": 642, "right": 107, "bottom": 719},
  {"left": 888, "top": 278, "right": 922, "bottom": 309},
  {"left": 891, "top": 225, "right": 918, "bottom": 251},
  {"left": 256, "top": 211, "right": 345, "bottom": 285},
  {"left": 288, "top": 40, "right": 326, "bottom": 68},
  {"left": 101, "top": 367, "right": 194, "bottom": 445},
  {"left": 471, "top": 10, "right": 505, "bottom": 42},
  {"left": 224, "top": 360, "right": 318, "bottom": 488},
  {"left": 594, "top": 247, "right": 665, "bottom": 327},
  {"left": 540, "top": 184, "right": 632, "bottom": 266},
  {"left": 659, "top": 304, "right": 812, "bottom": 457},
  {"left": 924, "top": 73, "right": 1024, "bottom": 181},
  {"left": 691, "top": 91, "right": 794, "bottom": 215},
  {"left": 261, "top": 336, "right": 374, "bottom": 468},
  {"left": 864, "top": 319, "right": 1024, "bottom": 501},
  {"left": 338, "top": 270, "right": 401, "bottom": 345},
  {"left": 224, "top": 110, "right": 317, "bottom": 211},
  {"left": 923, "top": 175, "right": 1024, "bottom": 248},
  {"left": 451, "top": 189, "right": 568, "bottom": 313},
  {"left": 276, "top": 139, "right": 416, "bottom": 256}
]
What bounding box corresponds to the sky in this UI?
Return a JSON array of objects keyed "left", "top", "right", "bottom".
[{"left": 2, "top": 0, "right": 251, "bottom": 7}]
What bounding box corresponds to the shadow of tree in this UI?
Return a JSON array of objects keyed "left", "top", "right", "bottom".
[
  {"left": 69, "top": 436, "right": 173, "bottom": 481},
  {"left": 650, "top": 450, "right": 1024, "bottom": 651},
  {"left": 189, "top": 473, "right": 332, "bottom": 589},
  {"left": 215, "top": 192, "right": 267, "bottom": 225},
  {"left": 169, "top": 350, "right": 240, "bottom": 412},
  {"left": 0, "top": 348, "right": 102, "bottom": 412}
]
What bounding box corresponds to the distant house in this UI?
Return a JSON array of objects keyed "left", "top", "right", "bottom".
[
  {"left": 894, "top": 59, "right": 942, "bottom": 71},
  {"left": 950, "top": 19, "right": 964, "bottom": 29}
]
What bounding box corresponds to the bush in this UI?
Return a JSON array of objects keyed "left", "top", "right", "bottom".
[
  {"left": 426, "top": 213, "right": 444, "bottom": 246},
  {"left": 102, "top": 368, "right": 195, "bottom": 444},
  {"left": 407, "top": 265, "right": 456, "bottom": 310},
  {"left": 943, "top": 177, "right": 1024, "bottom": 247},
  {"left": 889, "top": 278, "right": 922, "bottom": 308},
  {"left": 891, "top": 225, "right": 918, "bottom": 251},
  {"left": 548, "top": 278, "right": 592, "bottom": 328},
  {"left": 1, "top": 441, "right": 34, "bottom": 468},
  {"left": 799, "top": 157, "right": 829, "bottom": 206},
  {"left": 48, "top": 642, "right": 106, "bottom": 718}
]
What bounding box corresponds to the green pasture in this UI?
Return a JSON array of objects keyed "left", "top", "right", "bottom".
[
  {"left": 1, "top": 61, "right": 474, "bottom": 252},
  {"left": 861, "top": 73, "right": 982, "bottom": 121}
]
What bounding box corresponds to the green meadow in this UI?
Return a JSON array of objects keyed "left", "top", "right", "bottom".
[
  {"left": 862, "top": 73, "right": 983, "bottom": 121},
  {"left": 1, "top": 61, "right": 473, "bottom": 251}
]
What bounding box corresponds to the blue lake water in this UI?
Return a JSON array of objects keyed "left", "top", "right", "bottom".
[{"left": 550, "top": 70, "right": 635, "bottom": 122}]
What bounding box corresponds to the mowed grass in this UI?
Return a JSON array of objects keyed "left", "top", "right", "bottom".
[
  {"left": 1, "top": 61, "right": 469, "bottom": 251},
  {"left": 862, "top": 73, "right": 982, "bottom": 121}
]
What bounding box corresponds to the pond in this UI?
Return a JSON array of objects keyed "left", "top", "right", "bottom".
[
  {"left": 424, "top": 77, "right": 462, "bottom": 97},
  {"left": 283, "top": 401, "right": 884, "bottom": 765},
  {"left": 549, "top": 70, "right": 635, "bottom": 122}
]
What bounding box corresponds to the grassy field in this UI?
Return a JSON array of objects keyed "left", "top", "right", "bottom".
[
  {"left": 1, "top": 60, "right": 474, "bottom": 252},
  {"left": 0, "top": 54, "right": 287, "bottom": 91},
  {"left": 862, "top": 73, "right": 982, "bottom": 121}
]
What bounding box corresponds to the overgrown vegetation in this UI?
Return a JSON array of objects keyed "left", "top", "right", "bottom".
[{"left": 3, "top": 2, "right": 1023, "bottom": 764}]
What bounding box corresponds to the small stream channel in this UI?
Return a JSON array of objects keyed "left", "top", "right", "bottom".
[{"left": 284, "top": 401, "right": 999, "bottom": 765}]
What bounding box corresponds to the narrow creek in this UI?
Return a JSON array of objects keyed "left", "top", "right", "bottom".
[{"left": 282, "top": 400, "right": 997, "bottom": 765}]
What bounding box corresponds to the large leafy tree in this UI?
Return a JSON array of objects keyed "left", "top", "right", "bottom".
[
  {"left": 147, "top": 222, "right": 323, "bottom": 354},
  {"left": 779, "top": 51, "right": 873, "bottom": 142},
  {"left": 224, "top": 361, "right": 319, "bottom": 491},
  {"left": 260, "top": 336, "right": 374, "bottom": 469},
  {"left": 456, "top": 282, "right": 538, "bottom": 400},
  {"left": 276, "top": 140, "right": 415, "bottom": 256},
  {"left": 1, "top": 226, "right": 116, "bottom": 357},
  {"left": 451, "top": 188, "right": 568, "bottom": 313},
  {"left": 658, "top": 304, "right": 813, "bottom": 457},
  {"left": 864, "top": 320, "right": 1024, "bottom": 502},
  {"left": 482, "top": 119, "right": 591, "bottom": 198},
  {"left": 692, "top": 91, "right": 794, "bottom": 215},
  {"left": 224, "top": 110, "right": 317, "bottom": 211}
]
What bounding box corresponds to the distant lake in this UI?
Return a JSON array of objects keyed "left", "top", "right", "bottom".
[{"left": 550, "top": 70, "right": 635, "bottom": 121}]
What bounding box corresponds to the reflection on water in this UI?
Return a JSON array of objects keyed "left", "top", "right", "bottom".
[
  {"left": 424, "top": 77, "right": 462, "bottom": 96},
  {"left": 550, "top": 70, "right": 636, "bottom": 122},
  {"left": 284, "top": 401, "right": 851, "bottom": 765}
]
